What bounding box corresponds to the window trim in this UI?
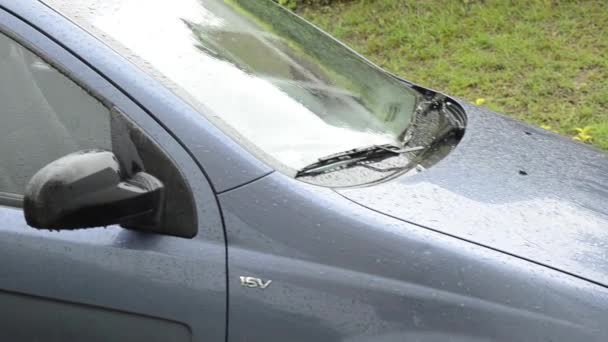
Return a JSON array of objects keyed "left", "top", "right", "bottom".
[{"left": 0, "top": 192, "right": 22, "bottom": 208}]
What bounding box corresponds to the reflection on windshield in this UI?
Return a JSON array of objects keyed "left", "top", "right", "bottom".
[{"left": 47, "top": 0, "right": 419, "bottom": 170}]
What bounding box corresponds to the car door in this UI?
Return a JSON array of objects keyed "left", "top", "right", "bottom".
[{"left": 0, "top": 8, "right": 226, "bottom": 342}]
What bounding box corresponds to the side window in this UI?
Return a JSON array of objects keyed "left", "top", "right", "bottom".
[
  {"left": 0, "top": 32, "right": 197, "bottom": 237},
  {"left": 0, "top": 32, "right": 110, "bottom": 197}
]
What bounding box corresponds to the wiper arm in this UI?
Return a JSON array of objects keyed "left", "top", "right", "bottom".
[
  {"left": 296, "top": 144, "right": 424, "bottom": 178},
  {"left": 401, "top": 93, "right": 465, "bottom": 144},
  {"left": 415, "top": 93, "right": 466, "bottom": 130},
  {"left": 415, "top": 93, "right": 446, "bottom": 117}
]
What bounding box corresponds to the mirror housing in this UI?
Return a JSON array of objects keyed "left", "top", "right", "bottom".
[{"left": 24, "top": 150, "right": 164, "bottom": 230}]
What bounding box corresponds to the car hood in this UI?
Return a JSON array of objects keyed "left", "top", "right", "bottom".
[{"left": 338, "top": 101, "right": 608, "bottom": 287}]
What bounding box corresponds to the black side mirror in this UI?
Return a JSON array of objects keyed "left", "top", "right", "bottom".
[{"left": 24, "top": 150, "right": 164, "bottom": 230}]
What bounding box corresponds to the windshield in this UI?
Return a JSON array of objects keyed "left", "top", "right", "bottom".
[{"left": 48, "top": 0, "right": 420, "bottom": 170}]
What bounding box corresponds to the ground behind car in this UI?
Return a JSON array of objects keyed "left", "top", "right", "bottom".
[{"left": 300, "top": 0, "right": 608, "bottom": 150}]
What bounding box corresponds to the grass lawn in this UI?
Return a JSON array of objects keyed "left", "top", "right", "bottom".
[{"left": 299, "top": 0, "right": 608, "bottom": 150}]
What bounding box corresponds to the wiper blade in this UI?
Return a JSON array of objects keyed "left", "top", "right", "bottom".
[{"left": 295, "top": 144, "right": 424, "bottom": 177}]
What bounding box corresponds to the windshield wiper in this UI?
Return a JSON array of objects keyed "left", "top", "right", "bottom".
[
  {"left": 416, "top": 94, "right": 466, "bottom": 130},
  {"left": 295, "top": 144, "right": 424, "bottom": 178}
]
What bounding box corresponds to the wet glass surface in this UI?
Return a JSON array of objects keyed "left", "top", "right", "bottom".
[
  {"left": 48, "top": 0, "right": 419, "bottom": 169},
  {"left": 0, "top": 33, "right": 110, "bottom": 196}
]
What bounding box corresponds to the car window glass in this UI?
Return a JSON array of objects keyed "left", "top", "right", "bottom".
[
  {"left": 46, "top": 0, "right": 420, "bottom": 170},
  {"left": 0, "top": 32, "right": 111, "bottom": 197}
]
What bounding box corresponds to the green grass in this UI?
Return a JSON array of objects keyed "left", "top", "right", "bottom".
[{"left": 299, "top": 0, "right": 608, "bottom": 150}]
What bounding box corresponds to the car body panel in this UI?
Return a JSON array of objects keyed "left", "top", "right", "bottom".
[
  {"left": 2, "top": 0, "right": 608, "bottom": 341},
  {"left": 338, "top": 101, "right": 608, "bottom": 287},
  {"left": 220, "top": 172, "right": 608, "bottom": 341},
  {"left": 0, "top": 5, "right": 226, "bottom": 341}
]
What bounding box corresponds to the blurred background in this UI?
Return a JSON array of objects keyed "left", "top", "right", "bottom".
[{"left": 278, "top": 0, "right": 607, "bottom": 150}]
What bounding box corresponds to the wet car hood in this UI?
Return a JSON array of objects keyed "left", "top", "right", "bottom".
[{"left": 338, "top": 101, "right": 608, "bottom": 287}]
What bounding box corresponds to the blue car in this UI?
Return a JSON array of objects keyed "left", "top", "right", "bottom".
[{"left": 0, "top": 0, "right": 607, "bottom": 341}]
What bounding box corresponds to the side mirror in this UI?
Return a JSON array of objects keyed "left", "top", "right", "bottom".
[{"left": 24, "top": 150, "right": 164, "bottom": 230}]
